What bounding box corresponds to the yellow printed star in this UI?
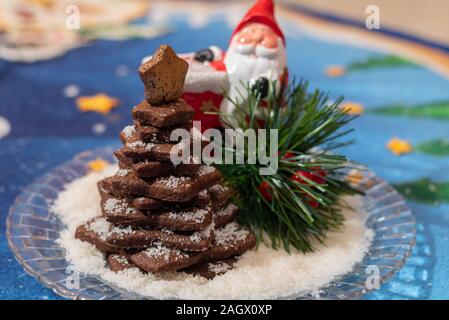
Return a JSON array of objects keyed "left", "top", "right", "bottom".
[
  {"left": 76, "top": 94, "right": 120, "bottom": 115},
  {"left": 341, "top": 102, "right": 364, "bottom": 115},
  {"left": 87, "top": 158, "right": 109, "bottom": 172},
  {"left": 386, "top": 138, "right": 413, "bottom": 156},
  {"left": 325, "top": 65, "right": 346, "bottom": 78}
]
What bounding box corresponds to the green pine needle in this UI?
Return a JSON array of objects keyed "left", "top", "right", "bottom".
[{"left": 217, "top": 79, "right": 361, "bottom": 253}]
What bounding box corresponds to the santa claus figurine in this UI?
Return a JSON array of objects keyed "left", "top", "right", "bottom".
[{"left": 146, "top": 0, "right": 287, "bottom": 130}]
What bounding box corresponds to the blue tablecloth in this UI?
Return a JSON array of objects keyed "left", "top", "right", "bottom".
[{"left": 1, "top": 14, "right": 448, "bottom": 299}]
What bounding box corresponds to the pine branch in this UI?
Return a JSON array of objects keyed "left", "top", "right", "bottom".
[{"left": 217, "top": 79, "right": 362, "bottom": 253}]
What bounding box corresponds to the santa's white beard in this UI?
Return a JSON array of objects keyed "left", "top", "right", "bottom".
[
  {"left": 221, "top": 39, "right": 286, "bottom": 125},
  {"left": 225, "top": 43, "right": 285, "bottom": 86}
]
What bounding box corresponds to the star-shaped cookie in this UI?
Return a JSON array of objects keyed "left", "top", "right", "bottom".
[{"left": 139, "top": 45, "right": 188, "bottom": 105}]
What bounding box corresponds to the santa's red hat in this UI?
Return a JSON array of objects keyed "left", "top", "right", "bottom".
[{"left": 231, "top": 0, "right": 285, "bottom": 45}]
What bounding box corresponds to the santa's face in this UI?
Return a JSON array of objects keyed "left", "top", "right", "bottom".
[
  {"left": 224, "top": 22, "right": 286, "bottom": 98},
  {"left": 233, "top": 23, "right": 279, "bottom": 49}
]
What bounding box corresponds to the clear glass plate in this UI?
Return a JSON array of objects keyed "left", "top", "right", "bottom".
[{"left": 6, "top": 147, "right": 416, "bottom": 300}]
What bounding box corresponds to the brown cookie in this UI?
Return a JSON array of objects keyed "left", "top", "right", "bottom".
[
  {"left": 146, "top": 166, "right": 222, "bottom": 202},
  {"left": 108, "top": 254, "right": 135, "bottom": 272},
  {"left": 182, "top": 257, "right": 238, "bottom": 279},
  {"left": 116, "top": 141, "right": 181, "bottom": 162},
  {"left": 103, "top": 166, "right": 222, "bottom": 202},
  {"left": 97, "top": 177, "right": 215, "bottom": 211},
  {"left": 139, "top": 45, "right": 188, "bottom": 105},
  {"left": 104, "top": 198, "right": 238, "bottom": 231},
  {"left": 213, "top": 203, "right": 239, "bottom": 227},
  {"left": 113, "top": 208, "right": 213, "bottom": 231},
  {"left": 117, "top": 127, "right": 206, "bottom": 164},
  {"left": 132, "top": 99, "right": 194, "bottom": 127},
  {"left": 120, "top": 123, "right": 192, "bottom": 145},
  {"left": 75, "top": 222, "right": 124, "bottom": 254},
  {"left": 132, "top": 189, "right": 211, "bottom": 211},
  {"left": 206, "top": 222, "right": 256, "bottom": 261},
  {"left": 128, "top": 222, "right": 256, "bottom": 273},
  {"left": 129, "top": 244, "right": 203, "bottom": 273},
  {"left": 136, "top": 122, "right": 193, "bottom": 144},
  {"left": 101, "top": 171, "right": 149, "bottom": 198},
  {"left": 98, "top": 179, "right": 115, "bottom": 201},
  {"left": 208, "top": 184, "right": 232, "bottom": 210},
  {"left": 101, "top": 193, "right": 213, "bottom": 231},
  {"left": 116, "top": 150, "right": 200, "bottom": 178},
  {"left": 75, "top": 217, "right": 215, "bottom": 253},
  {"left": 101, "top": 195, "right": 142, "bottom": 222},
  {"left": 108, "top": 253, "right": 238, "bottom": 279},
  {"left": 111, "top": 228, "right": 213, "bottom": 252}
]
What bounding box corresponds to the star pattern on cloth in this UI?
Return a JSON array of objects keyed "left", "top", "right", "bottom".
[
  {"left": 341, "top": 102, "right": 364, "bottom": 115},
  {"left": 386, "top": 138, "right": 413, "bottom": 156},
  {"left": 87, "top": 158, "right": 109, "bottom": 172},
  {"left": 325, "top": 65, "right": 346, "bottom": 78},
  {"left": 76, "top": 94, "right": 120, "bottom": 114}
]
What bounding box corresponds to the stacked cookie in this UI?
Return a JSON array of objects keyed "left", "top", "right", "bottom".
[{"left": 75, "top": 45, "right": 256, "bottom": 278}]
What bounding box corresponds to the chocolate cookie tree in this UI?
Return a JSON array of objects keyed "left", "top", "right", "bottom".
[{"left": 75, "top": 45, "right": 256, "bottom": 278}]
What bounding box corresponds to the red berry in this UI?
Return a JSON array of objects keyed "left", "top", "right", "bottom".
[
  {"left": 308, "top": 198, "right": 320, "bottom": 208},
  {"left": 291, "top": 167, "right": 326, "bottom": 208},
  {"left": 281, "top": 151, "right": 295, "bottom": 160},
  {"left": 291, "top": 167, "right": 326, "bottom": 185},
  {"left": 258, "top": 180, "right": 272, "bottom": 201},
  {"left": 310, "top": 167, "right": 326, "bottom": 184},
  {"left": 291, "top": 171, "right": 310, "bottom": 184}
]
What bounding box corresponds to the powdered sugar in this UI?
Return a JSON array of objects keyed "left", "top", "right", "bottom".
[
  {"left": 144, "top": 243, "right": 187, "bottom": 262},
  {"left": 87, "top": 217, "right": 133, "bottom": 240},
  {"left": 145, "top": 245, "right": 172, "bottom": 261},
  {"left": 54, "top": 165, "right": 373, "bottom": 299},
  {"left": 190, "top": 222, "right": 214, "bottom": 242},
  {"left": 162, "top": 228, "right": 174, "bottom": 235},
  {"left": 200, "top": 221, "right": 215, "bottom": 239},
  {"left": 160, "top": 175, "right": 191, "bottom": 189},
  {"left": 215, "top": 222, "right": 250, "bottom": 247},
  {"left": 114, "top": 255, "right": 131, "bottom": 266},
  {"left": 103, "top": 198, "right": 136, "bottom": 216},
  {"left": 109, "top": 225, "right": 134, "bottom": 238},
  {"left": 126, "top": 140, "right": 155, "bottom": 151},
  {"left": 115, "top": 169, "right": 130, "bottom": 177},
  {"left": 104, "top": 198, "right": 122, "bottom": 213},
  {"left": 189, "top": 232, "right": 202, "bottom": 242},
  {"left": 168, "top": 207, "right": 209, "bottom": 223},
  {"left": 208, "top": 261, "right": 234, "bottom": 275},
  {"left": 126, "top": 141, "right": 146, "bottom": 148},
  {"left": 145, "top": 143, "right": 156, "bottom": 151},
  {"left": 87, "top": 217, "right": 111, "bottom": 241},
  {"left": 104, "top": 198, "right": 119, "bottom": 212},
  {"left": 122, "top": 125, "right": 136, "bottom": 138},
  {"left": 197, "top": 165, "right": 215, "bottom": 177}
]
